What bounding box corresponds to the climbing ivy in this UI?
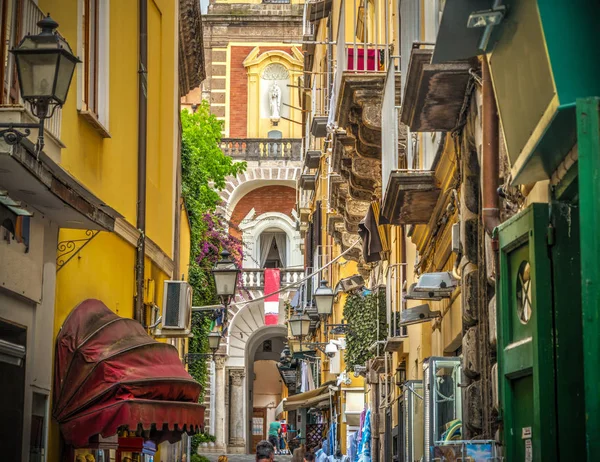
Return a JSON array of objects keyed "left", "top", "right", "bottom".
[
  {"left": 343, "top": 291, "right": 387, "bottom": 370},
  {"left": 181, "top": 102, "right": 245, "bottom": 406}
]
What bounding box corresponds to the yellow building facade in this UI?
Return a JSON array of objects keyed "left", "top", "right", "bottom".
[
  {"left": 299, "top": 0, "right": 473, "bottom": 460},
  {"left": 0, "top": 0, "right": 203, "bottom": 461}
]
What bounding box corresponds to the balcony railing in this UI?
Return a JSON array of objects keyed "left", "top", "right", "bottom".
[
  {"left": 330, "top": 0, "right": 391, "bottom": 125},
  {"left": 241, "top": 268, "right": 306, "bottom": 290},
  {"left": 220, "top": 138, "right": 302, "bottom": 161},
  {"left": 1, "top": 0, "right": 62, "bottom": 140}
]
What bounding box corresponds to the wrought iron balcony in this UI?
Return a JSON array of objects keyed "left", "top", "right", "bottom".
[
  {"left": 241, "top": 268, "right": 306, "bottom": 290},
  {"left": 220, "top": 138, "right": 302, "bottom": 161}
]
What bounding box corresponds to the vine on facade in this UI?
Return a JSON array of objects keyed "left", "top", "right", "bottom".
[
  {"left": 181, "top": 101, "right": 246, "bottom": 408},
  {"left": 343, "top": 290, "right": 387, "bottom": 370}
]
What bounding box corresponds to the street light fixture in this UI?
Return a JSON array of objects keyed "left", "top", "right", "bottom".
[
  {"left": 185, "top": 331, "right": 222, "bottom": 364},
  {"left": 207, "top": 331, "right": 222, "bottom": 354},
  {"left": 395, "top": 362, "right": 407, "bottom": 387},
  {"left": 1, "top": 15, "right": 80, "bottom": 153},
  {"left": 211, "top": 250, "right": 240, "bottom": 324},
  {"left": 289, "top": 313, "right": 311, "bottom": 339},
  {"left": 289, "top": 312, "right": 311, "bottom": 353},
  {"left": 314, "top": 279, "right": 334, "bottom": 317}
]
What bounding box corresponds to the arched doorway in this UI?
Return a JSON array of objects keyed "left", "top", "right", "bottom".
[{"left": 243, "top": 325, "right": 288, "bottom": 454}]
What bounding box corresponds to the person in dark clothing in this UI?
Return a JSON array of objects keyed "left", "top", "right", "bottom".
[
  {"left": 256, "top": 440, "right": 275, "bottom": 461},
  {"left": 303, "top": 454, "right": 315, "bottom": 462}
]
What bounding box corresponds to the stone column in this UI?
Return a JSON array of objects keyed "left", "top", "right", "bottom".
[
  {"left": 228, "top": 369, "right": 246, "bottom": 449},
  {"left": 213, "top": 355, "right": 227, "bottom": 450}
]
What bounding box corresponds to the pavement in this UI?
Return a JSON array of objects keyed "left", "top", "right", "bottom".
[{"left": 201, "top": 454, "right": 292, "bottom": 462}]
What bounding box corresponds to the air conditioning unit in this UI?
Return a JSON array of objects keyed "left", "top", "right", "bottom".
[
  {"left": 155, "top": 281, "right": 192, "bottom": 337},
  {"left": 404, "top": 283, "right": 442, "bottom": 301},
  {"left": 413, "top": 272, "right": 457, "bottom": 297},
  {"left": 400, "top": 303, "right": 441, "bottom": 326}
]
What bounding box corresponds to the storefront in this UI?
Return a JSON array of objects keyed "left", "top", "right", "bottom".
[
  {"left": 53, "top": 300, "right": 205, "bottom": 461},
  {"left": 277, "top": 383, "right": 334, "bottom": 452}
]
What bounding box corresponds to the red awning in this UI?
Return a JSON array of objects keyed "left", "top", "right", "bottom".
[{"left": 53, "top": 299, "right": 205, "bottom": 448}]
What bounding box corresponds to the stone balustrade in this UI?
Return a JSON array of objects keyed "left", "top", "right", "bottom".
[
  {"left": 241, "top": 268, "right": 305, "bottom": 290},
  {"left": 220, "top": 138, "right": 302, "bottom": 161}
]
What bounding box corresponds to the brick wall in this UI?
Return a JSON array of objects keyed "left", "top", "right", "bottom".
[
  {"left": 229, "top": 46, "right": 254, "bottom": 138},
  {"left": 229, "top": 185, "right": 296, "bottom": 238},
  {"left": 229, "top": 46, "right": 295, "bottom": 138}
]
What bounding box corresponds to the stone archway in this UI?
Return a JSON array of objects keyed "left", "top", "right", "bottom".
[
  {"left": 223, "top": 305, "right": 288, "bottom": 454},
  {"left": 243, "top": 324, "right": 288, "bottom": 454},
  {"left": 217, "top": 166, "right": 301, "bottom": 220}
]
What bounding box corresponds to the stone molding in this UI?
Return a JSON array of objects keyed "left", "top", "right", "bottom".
[
  {"left": 229, "top": 369, "right": 245, "bottom": 386},
  {"left": 214, "top": 355, "right": 228, "bottom": 370}
]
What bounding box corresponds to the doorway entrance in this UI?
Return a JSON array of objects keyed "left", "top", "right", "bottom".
[
  {"left": 243, "top": 325, "right": 292, "bottom": 454},
  {"left": 251, "top": 407, "right": 267, "bottom": 453}
]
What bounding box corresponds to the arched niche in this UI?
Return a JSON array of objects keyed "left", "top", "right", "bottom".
[
  {"left": 243, "top": 47, "right": 303, "bottom": 138},
  {"left": 239, "top": 211, "right": 303, "bottom": 269}
]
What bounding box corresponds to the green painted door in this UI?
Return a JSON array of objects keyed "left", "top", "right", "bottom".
[{"left": 497, "top": 203, "right": 585, "bottom": 461}]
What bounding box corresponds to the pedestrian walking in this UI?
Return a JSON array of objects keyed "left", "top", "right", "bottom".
[
  {"left": 256, "top": 439, "right": 275, "bottom": 461},
  {"left": 267, "top": 417, "right": 282, "bottom": 453}
]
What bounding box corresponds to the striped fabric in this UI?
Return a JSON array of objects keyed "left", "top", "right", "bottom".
[{"left": 264, "top": 268, "right": 280, "bottom": 325}]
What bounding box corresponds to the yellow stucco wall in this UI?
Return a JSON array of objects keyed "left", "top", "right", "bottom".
[
  {"left": 43, "top": 1, "right": 185, "bottom": 460},
  {"left": 40, "top": 0, "right": 177, "bottom": 256}
]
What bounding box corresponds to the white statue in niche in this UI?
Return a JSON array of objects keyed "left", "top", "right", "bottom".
[{"left": 269, "top": 83, "right": 281, "bottom": 120}]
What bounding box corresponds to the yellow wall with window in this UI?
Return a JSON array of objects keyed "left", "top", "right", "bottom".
[{"left": 41, "top": 1, "right": 187, "bottom": 460}]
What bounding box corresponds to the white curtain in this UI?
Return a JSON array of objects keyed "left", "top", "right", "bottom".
[
  {"left": 259, "top": 233, "right": 274, "bottom": 268},
  {"left": 274, "top": 233, "right": 287, "bottom": 268}
]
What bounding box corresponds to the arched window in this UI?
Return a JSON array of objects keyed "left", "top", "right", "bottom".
[{"left": 259, "top": 231, "right": 287, "bottom": 268}]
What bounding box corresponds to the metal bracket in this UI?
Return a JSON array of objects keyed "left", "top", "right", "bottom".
[{"left": 57, "top": 230, "right": 100, "bottom": 272}]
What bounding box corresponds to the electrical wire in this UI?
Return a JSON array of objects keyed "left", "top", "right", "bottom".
[{"left": 227, "top": 238, "right": 361, "bottom": 309}]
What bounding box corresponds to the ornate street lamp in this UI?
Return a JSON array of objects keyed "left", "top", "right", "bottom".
[
  {"left": 211, "top": 250, "right": 240, "bottom": 322},
  {"left": 185, "top": 330, "right": 222, "bottom": 364},
  {"left": 207, "top": 331, "right": 222, "bottom": 354},
  {"left": 395, "top": 362, "right": 407, "bottom": 387},
  {"left": 289, "top": 313, "right": 311, "bottom": 338},
  {"left": 314, "top": 279, "right": 334, "bottom": 317},
  {"left": 1, "top": 15, "right": 80, "bottom": 152}
]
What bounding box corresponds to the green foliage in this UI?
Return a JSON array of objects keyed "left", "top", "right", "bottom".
[
  {"left": 191, "top": 432, "right": 217, "bottom": 456},
  {"left": 181, "top": 102, "right": 245, "bottom": 228},
  {"left": 343, "top": 291, "right": 387, "bottom": 370},
  {"left": 191, "top": 454, "right": 210, "bottom": 462},
  {"left": 180, "top": 101, "right": 246, "bottom": 402}
]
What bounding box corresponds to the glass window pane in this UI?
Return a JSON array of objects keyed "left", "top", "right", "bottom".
[{"left": 16, "top": 53, "right": 58, "bottom": 98}]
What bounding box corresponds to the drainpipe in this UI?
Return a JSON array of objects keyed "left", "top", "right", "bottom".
[
  {"left": 482, "top": 57, "right": 500, "bottom": 236},
  {"left": 173, "top": 117, "right": 182, "bottom": 280},
  {"left": 135, "top": 0, "right": 148, "bottom": 325}
]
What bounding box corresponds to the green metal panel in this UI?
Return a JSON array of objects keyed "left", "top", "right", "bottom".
[
  {"left": 488, "top": 0, "right": 600, "bottom": 184},
  {"left": 498, "top": 204, "right": 556, "bottom": 462},
  {"left": 577, "top": 97, "right": 600, "bottom": 459},
  {"left": 537, "top": 1, "right": 600, "bottom": 106},
  {"left": 550, "top": 202, "right": 585, "bottom": 459}
]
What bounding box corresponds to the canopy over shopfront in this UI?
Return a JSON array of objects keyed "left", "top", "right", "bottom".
[
  {"left": 275, "top": 382, "right": 335, "bottom": 417},
  {"left": 53, "top": 299, "right": 205, "bottom": 448}
]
